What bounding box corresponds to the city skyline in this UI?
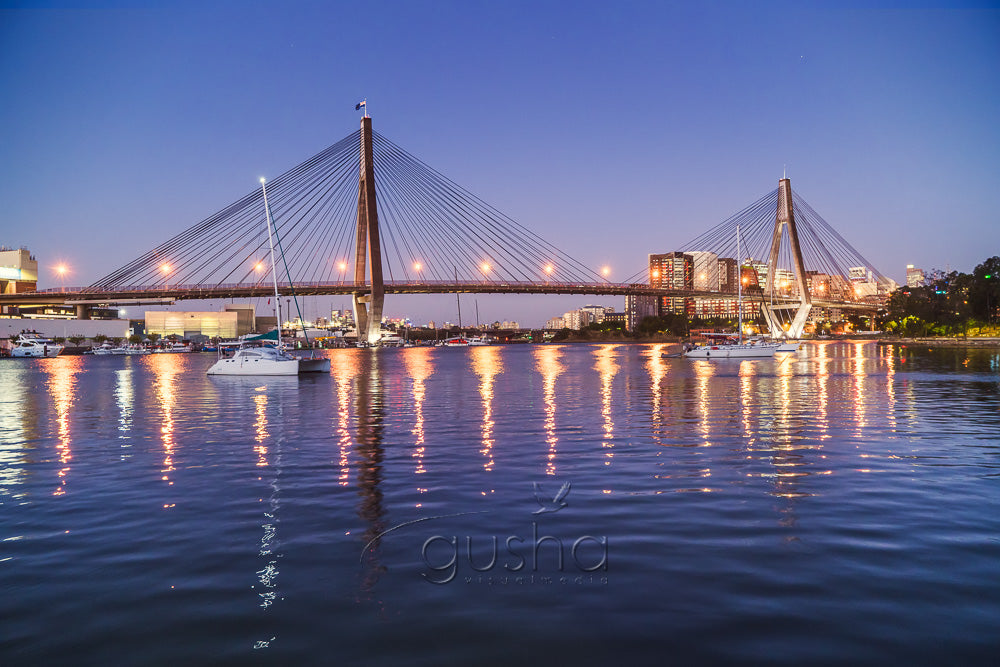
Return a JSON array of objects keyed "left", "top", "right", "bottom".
[{"left": 2, "top": 1, "right": 998, "bottom": 326}]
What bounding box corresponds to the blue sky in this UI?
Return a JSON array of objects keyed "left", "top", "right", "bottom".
[{"left": 2, "top": 0, "right": 998, "bottom": 326}]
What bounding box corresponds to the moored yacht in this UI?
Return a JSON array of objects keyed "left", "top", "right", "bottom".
[
  {"left": 206, "top": 343, "right": 299, "bottom": 376},
  {"left": 10, "top": 332, "right": 64, "bottom": 358}
]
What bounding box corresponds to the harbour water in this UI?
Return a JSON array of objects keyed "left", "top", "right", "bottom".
[{"left": 1, "top": 342, "right": 998, "bottom": 664}]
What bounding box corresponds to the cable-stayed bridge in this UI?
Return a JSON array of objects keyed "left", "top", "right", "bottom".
[{"left": 2, "top": 115, "right": 890, "bottom": 343}]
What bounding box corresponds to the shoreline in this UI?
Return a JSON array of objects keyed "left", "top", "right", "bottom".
[{"left": 875, "top": 337, "right": 1000, "bottom": 348}]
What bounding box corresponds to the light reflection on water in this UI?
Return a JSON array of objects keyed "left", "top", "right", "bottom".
[
  {"left": 43, "top": 356, "right": 82, "bottom": 496},
  {"left": 471, "top": 346, "right": 502, "bottom": 472},
  {"left": 1, "top": 342, "right": 999, "bottom": 664},
  {"left": 533, "top": 345, "right": 564, "bottom": 476},
  {"left": 593, "top": 345, "right": 618, "bottom": 466}
]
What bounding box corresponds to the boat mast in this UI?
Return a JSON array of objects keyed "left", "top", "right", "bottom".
[
  {"left": 261, "top": 178, "right": 281, "bottom": 337},
  {"left": 737, "top": 224, "right": 742, "bottom": 345}
]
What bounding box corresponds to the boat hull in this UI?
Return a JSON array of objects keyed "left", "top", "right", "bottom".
[
  {"left": 206, "top": 358, "right": 299, "bottom": 376},
  {"left": 11, "top": 345, "right": 63, "bottom": 358},
  {"left": 685, "top": 343, "right": 781, "bottom": 359},
  {"left": 297, "top": 357, "right": 331, "bottom": 373}
]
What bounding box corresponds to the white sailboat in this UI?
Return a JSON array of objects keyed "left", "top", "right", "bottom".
[
  {"left": 685, "top": 225, "right": 790, "bottom": 359},
  {"left": 207, "top": 178, "right": 301, "bottom": 376}
]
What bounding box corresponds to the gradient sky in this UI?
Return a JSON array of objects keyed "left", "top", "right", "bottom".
[{"left": 2, "top": 0, "right": 998, "bottom": 326}]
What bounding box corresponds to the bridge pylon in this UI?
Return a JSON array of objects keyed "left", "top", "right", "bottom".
[
  {"left": 762, "top": 178, "right": 812, "bottom": 339},
  {"left": 352, "top": 115, "right": 385, "bottom": 345}
]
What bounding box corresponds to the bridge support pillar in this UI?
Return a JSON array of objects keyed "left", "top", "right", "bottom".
[
  {"left": 762, "top": 178, "right": 811, "bottom": 339},
  {"left": 352, "top": 115, "right": 385, "bottom": 345},
  {"left": 75, "top": 304, "right": 91, "bottom": 320}
]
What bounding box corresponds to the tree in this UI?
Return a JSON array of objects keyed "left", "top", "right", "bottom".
[
  {"left": 93, "top": 334, "right": 108, "bottom": 346},
  {"left": 53, "top": 337, "right": 66, "bottom": 345},
  {"left": 128, "top": 334, "right": 143, "bottom": 345},
  {"left": 68, "top": 336, "right": 85, "bottom": 347},
  {"left": 969, "top": 256, "right": 1000, "bottom": 323},
  {"left": 148, "top": 333, "right": 161, "bottom": 344}
]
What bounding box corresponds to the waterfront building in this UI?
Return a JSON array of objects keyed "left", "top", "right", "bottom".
[
  {"left": 579, "top": 305, "right": 612, "bottom": 324},
  {"left": 688, "top": 251, "right": 720, "bottom": 292},
  {"left": 649, "top": 252, "right": 692, "bottom": 316},
  {"left": 603, "top": 312, "right": 627, "bottom": 328},
  {"left": 0, "top": 246, "right": 38, "bottom": 295},
  {"left": 718, "top": 257, "right": 738, "bottom": 294},
  {"left": 145, "top": 306, "right": 256, "bottom": 339},
  {"left": 906, "top": 265, "right": 925, "bottom": 287},
  {"left": 849, "top": 266, "right": 870, "bottom": 283},
  {"left": 691, "top": 296, "right": 755, "bottom": 320},
  {"left": 563, "top": 310, "right": 594, "bottom": 330},
  {"left": 625, "top": 294, "right": 658, "bottom": 332},
  {"left": 545, "top": 316, "right": 565, "bottom": 330}
]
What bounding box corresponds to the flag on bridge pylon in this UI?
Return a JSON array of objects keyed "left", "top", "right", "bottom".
[{"left": 355, "top": 100, "right": 366, "bottom": 111}]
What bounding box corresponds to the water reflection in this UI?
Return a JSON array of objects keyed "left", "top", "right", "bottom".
[
  {"left": 471, "top": 346, "right": 502, "bottom": 472},
  {"left": 815, "top": 343, "right": 831, "bottom": 440},
  {"left": 852, "top": 342, "right": 867, "bottom": 436},
  {"left": 645, "top": 345, "right": 667, "bottom": 443},
  {"left": 43, "top": 357, "right": 82, "bottom": 496},
  {"left": 330, "top": 353, "right": 359, "bottom": 487},
  {"left": 149, "top": 354, "right": 179, "bottom": 491},
  {"left": 115, "top": 367, "right": 134, "bottom": 456},
  {"left": 739, "top": 360, "right": 756, "bottom": 446},
  {"left": 692, "top": 360, "right": 715, "bottom": 447},
  {"left": 0, "top": 366, "right": 31, "bottom": 496},
  {"left": 250, "top": 387, "right": 280, "bottom": 613},
  {"left": 533, "top": 346, "right": 564, "bottom": 476},
  {"left": 882, "top": 345, "right": 897, "bottom": 434},
  {"left": 254, "top": 392, "right": 268, "bottom": 467},
  {"left": 593, "top": 345, "right": 619, "bottom": 465},
  {"left": 402, "top": 348, "right": 434, "bottom": 479},
  {"left": 355, "top": 352, "right": 387, "bottom": 600}
]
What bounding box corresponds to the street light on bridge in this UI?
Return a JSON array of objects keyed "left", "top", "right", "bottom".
[
  {"left": 602, "top": 266, "right": 611, "bottom": 280},
  {"left": 54, "top": 264, "right": 68, "bottom": 292},
  {"left": 337, "top": 261, "right": 348, "bottom": 284},
  {"left": 161, "top": 263, "right": 172, "bottom": 289},
  {"left": 413, "top": 261, "right": 423, "bottom": 282}
]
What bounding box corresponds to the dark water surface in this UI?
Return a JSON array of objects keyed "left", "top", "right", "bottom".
[{"left": 2, "top": 342, "right": 998, "bottom": 665}]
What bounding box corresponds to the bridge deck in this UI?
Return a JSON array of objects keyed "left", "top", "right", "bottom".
[{"left": 0, "top": 281, "right": 879, "bottom": 311}]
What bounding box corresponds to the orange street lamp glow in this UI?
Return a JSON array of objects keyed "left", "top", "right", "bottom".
[
  {"left": 602, "top": 266, "right": 610, "bottom": 277},
  {"left": 338, "top": 261, "right": 348, "bottom": 272},
  {"left": 651, "top": 269, "right": 660, "bottom": 279},
  {"left": 481, "top": 262, "right": 491, "bottom": 273},
  {"left": 161, "top": 263, "right": 171, "bottom": 274},
  {"left": 414, "top": 262, "right": 422, "bottom": 271},
  {"left": 544, "top": 264, "right": 554, "bottom": 275},
  {"left": 254, "top": 262, "right": 265, "bottom": 272},
  {"left": 55, "top": 264, "right": 67, "bottom": 276}
]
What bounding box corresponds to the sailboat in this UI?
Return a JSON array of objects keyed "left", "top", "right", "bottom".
[
  {"left": 684, "top": 225, "right": 789, "bottom": 359},
  {"left": 207, "top": 177, "right": 329, "bottom": 375},
  {"left": 260, "top": 178, "right": 331, "bottom": 373}
]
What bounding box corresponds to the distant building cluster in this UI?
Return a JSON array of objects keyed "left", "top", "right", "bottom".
[
  {"left": 545, "top": 304, "right": 623, "bottom": 330},
  {"left": 644, "top": 249, "right": 899, "bottom": 322}
]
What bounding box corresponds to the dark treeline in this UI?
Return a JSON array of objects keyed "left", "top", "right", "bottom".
[{"left": 885, "top": 256, "right": 1000, "bottom": 336}]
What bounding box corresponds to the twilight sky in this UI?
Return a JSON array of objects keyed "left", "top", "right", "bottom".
[{"left": 2, "top": 0, "right": 998, "bottom": 326}]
